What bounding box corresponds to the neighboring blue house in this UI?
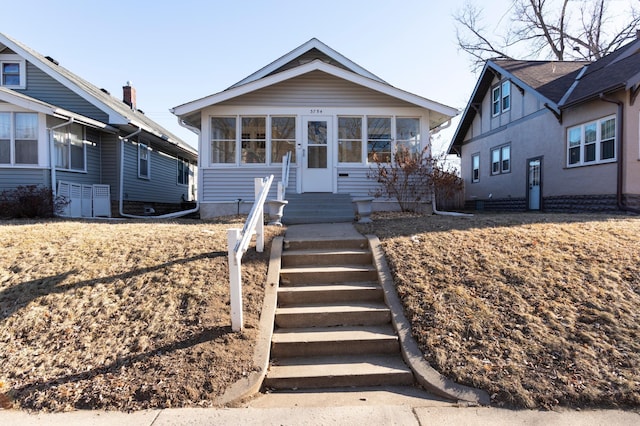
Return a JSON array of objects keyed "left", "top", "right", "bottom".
[{"left": 0, "top": 32, "right": 197, "bottom": 217}]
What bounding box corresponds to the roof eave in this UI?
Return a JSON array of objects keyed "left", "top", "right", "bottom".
[{"left": 172, "top": 60, "right": 458, "bottom": 119}]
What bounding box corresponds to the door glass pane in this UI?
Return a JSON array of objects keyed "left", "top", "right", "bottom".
[
  {"left": 308, "top": 146, "right": 327, "bottom": 168},
  {"left": 307, "top": 121, "right": 327, "bottom": 145}
]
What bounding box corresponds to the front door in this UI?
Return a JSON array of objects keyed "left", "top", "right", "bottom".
[
  {"left": 527, "top": 157, "right": 542, "bottom": 210},
  {"left": 302, "top": 116, "right": 333, "bottom": 192}
]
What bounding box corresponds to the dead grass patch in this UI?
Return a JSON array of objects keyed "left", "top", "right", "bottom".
[
  {"left": 358, "top": 212, "right": 640, "bottom": 409},
  {"left": 0, "top": 217, "right": 282, "bottom": 411}
]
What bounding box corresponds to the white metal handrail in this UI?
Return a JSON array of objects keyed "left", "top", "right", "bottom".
[{"left": 227, "top": 174, "right": 274, "bottom": 331}]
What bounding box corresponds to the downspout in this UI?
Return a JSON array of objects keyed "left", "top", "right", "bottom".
[
  {"left": 599, "top": 94, "right": 640, "bottom": 214},
  {"left": 48, "top": 117, "right": 74, "bottom": 199}
]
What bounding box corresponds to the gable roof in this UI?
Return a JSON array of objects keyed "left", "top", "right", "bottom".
[
  {"left": 172, "top": 39, "right": 458, "bottom": 130},
  {"left": 448, "top": 59, "right": 584, "bottom": 155},
  {"left": 228, "top": 38, "right": 387, "bottom": 89},
  {"left": 0, "top": 32, "right": 196, "bottom": 157},
  {"left": 561, "top": 38, "right": 640, "bottom": 107}
]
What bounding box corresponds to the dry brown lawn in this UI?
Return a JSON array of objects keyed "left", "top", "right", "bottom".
[
  {"left": 357, "top": 212, "right": 640, "bottom": 409},
  {"left": 0, "top": 217, "right": 282, "bottom": 412},
  {"left": 2, "top": 212, "right": 639, "bottom": 412}
]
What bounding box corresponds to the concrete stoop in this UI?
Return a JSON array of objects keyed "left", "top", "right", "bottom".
[{"left": 264, "top": 230, "right": 414, "bottom": 390}]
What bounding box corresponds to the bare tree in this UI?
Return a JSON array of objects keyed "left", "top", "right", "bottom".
[{"left": 455, "top": 0, "right": 640, "bottom": 69}]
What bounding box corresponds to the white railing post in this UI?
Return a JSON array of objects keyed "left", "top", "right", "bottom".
[
  {"left": 227, "top": 228, "right": 243, "bottom": 332},
  {"left": 254, "top": 177, "right": 265, "bottom": 253}
]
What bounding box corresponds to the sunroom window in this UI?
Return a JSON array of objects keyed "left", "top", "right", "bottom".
[
  {"left": 338, "top": 117, "right": 362, "bottom": 163},
  {"left": 367, "top": 117, "right": 391, "bottom": 162},
  {"left": 241, "top": 117, "right": 265, "bottom": 164},
  {"left": 271, "top": 116, "right": 296, "bottom": 163},
  {"left": 395, "top": 118, "right": 420, "bottom": 160},
  {"left": 211, "top": 117, "right": 236, "bottom": 164}
]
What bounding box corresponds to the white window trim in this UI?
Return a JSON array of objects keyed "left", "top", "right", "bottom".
[
  {"left": 566, "top": 115, "right": 617, "bottom": 167},
  {"left": 0, "top": 55, "right": 26, "bottom": 89},
  {"left": 0, "top": 111, "right": 39, "bottom": 166},
  {"left": 491, "top": 81, "right": 511, "bottom": 116},
  {"left": 490, "top": 143, "right": 511, "bottom": 175},
  {"left": 471, "top": 153, "right": 480, "bottom": 183},
  {"left": 138, "top": 142, "right": 151, "bottom": 179}
]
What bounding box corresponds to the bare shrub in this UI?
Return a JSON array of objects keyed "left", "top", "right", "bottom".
[
  {"left": 0, "top": 185, "right": 68, "bottom": 219},
  {"left": 367, "top": 146, "right": 463, "bottom": 212}
]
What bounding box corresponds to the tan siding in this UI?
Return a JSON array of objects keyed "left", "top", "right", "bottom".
[{"left": 221, "top": 71, "right": 413, "bottom": 108}]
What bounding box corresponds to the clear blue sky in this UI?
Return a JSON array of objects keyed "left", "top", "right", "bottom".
[{"left": 0, "top": 0, "right": 512, "bottom": 151}]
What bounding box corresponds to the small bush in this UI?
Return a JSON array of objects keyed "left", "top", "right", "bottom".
[
  {"left": 367, "top": 146, "right": 463, "bottom": 212},
  {"left": 0, "top": 185, "right": 68, "bottom": 219}
]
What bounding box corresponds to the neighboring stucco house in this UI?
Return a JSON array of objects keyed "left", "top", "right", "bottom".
[
  {"left": 449, "top": 36, "right": 640, "bottom": 213},
  {"left": 171, "top": 38, "right": 458, "bottom": 218},
  {"left": 0, "top": 32, "right": 197, "bottom": 218}
]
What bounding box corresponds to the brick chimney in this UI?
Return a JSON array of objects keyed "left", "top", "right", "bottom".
[{"left": 123, "top": 81, "right": 136, "bottom": 110}]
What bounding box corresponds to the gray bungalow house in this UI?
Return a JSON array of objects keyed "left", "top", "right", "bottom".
[
  {"left": 449, "top": 35, "right": 640, "bottom": 213},
  {"left": 171, "top": 38, "right": 457, "bottom": 219},
  {"left": 0, "top": 32, "right": 197, "bottom": 218}
]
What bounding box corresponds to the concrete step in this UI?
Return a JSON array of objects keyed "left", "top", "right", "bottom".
[
  {"left": 284, "top": 238, "right": 368, "bottom": 251},
  {"left": 264, "top": 354, "right": 414, "bottom": 389},
  {"left": 271, "top": 325, "right": 399, "bottom": 358},
  {"left": 282, "top": 248, "right": 372, "bottom": 267},
  {"left": 275, "top": 302, "right": 391, "bottom": 328},
  {"left": 280, "top": 265, "right": 378, "bottom": 285},
  {"left": 277, "top": 282, "right": 383, "bottom": 305}
]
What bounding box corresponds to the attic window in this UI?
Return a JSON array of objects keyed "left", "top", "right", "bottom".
[
  {"left": 492, "top": 81, "right": 511, "bottom": 116},
  {"left": 0, "top": 56, "right": 26, "bottom": 89}
]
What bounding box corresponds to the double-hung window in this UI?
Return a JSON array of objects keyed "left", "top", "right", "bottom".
[
  {"left": 138, "top": 142, "right": 150, "bottom": 179},
  {"left": 338, "top": 117, "right": 362, "bottom": 163},
  {"left": 0, "top": 112, "right": 38, "bottom": 165},
  {"left": 471, "top": 153, "right": 480, "bottom": 183},
  {"left": 367, "top": 117, "right": 392, "bottom": 162},
  {"left": 492, "top": 81, "right": 511, "bottom": 116},
  {"left": 567, "top": 116, "right": 616, "bottom": 166},
  {"left": 271, "top": 116, "right": 296, "bottom": 163},
  {"left": 211, "top": 117, "right": 236, "bottom": 164},
  {"left": 395, "top": 118, "right": 421, "bottom": 161},
  {"left": 241, "top": 117, "right": 266, "bottom": 164},
  {"left": 491, "top": 144, "right": 510, "bottom": 175},
  {"left": 0, "top": 56, "right": 26, "bottom": 88},
  {"left": 54, "top": 122, "right": 85, "bottom": 171}
]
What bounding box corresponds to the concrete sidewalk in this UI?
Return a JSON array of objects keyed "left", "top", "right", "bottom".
[{"left": 1, "top": 405, "right": 639, "bottom": 425}]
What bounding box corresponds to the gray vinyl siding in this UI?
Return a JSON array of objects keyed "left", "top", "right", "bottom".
[
  {"left": 17, "top": 62, "right": 108, "bottom": 123},
  {"left": 202, "top": 167, "right": 296, "bottom": 202},
  {"left": 100, "top": 133, "right": 120, "bottom": 200},
  {"left": 0, "top": 168, "right": 49, "bottom": 192},
  {"left": 55, "top": 127, "right": 102, "bottom": 186},
  {"left": 221, "top": 71, "right": 414, "bottom": 108},
  {"left": 336, "top": 167, "right": 377, "bottom": 197},
  {"left": 121, "top": 140, "right": 190, "bottom": 204}
]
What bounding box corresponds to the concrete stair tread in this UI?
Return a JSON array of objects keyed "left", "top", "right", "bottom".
[
  {"left": 278, "top": 282, "right": 381, "bottom": 293},
  {"left": 272, "top": 325, "right": 397, "bottom": 343},
  {"left": 282, "top": 248, "right": 371, "bottom": 256},
  {"left": 267, "top": 354, "right": 413, "bottom": 379},
  {"left": 280, "top": 265, "right": 377, "bottom": 274},
  {"left": 276, "top": 302, "right": 389, "bottom": 314}
]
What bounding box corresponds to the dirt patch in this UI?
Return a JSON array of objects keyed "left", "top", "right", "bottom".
[
  {"left": 0, "top": 217, "right": 282, "bottom": 412},
  {"left": 358, "top": 212, "right": 640, "bottom": 409}
]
